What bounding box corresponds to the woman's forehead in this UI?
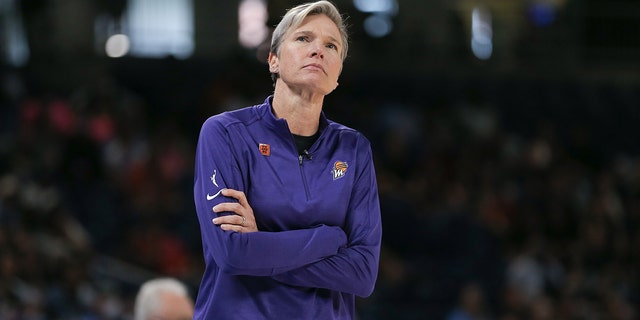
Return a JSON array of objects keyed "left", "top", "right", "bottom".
[
  {"left": 292, "top": 15, "right": 340, "bottom": 37},
  {"left": 288, "top": 15, "right": 342, "bottom": 47}
]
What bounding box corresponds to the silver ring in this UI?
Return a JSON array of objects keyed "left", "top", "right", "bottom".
[{"left": 241, "top": 216, "right": 246, "bottom": 226}]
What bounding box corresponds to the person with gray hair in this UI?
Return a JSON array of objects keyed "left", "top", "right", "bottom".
[
  {"left": 133, "top": 277, "right": 194, "bottom": 320},
  {"left": 268, "top": 0, "right": 349, "bottom": 85},
  {"left": 193, "top": 0, "right": 382, "bottom": 319}
]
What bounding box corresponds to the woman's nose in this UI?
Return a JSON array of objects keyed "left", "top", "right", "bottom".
[{"left": 310, "top": 42, "right": 324, "bottom": 58}]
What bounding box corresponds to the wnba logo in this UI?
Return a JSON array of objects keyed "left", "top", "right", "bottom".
[{"left": 331, "top": 161, "right": 348, "bottom": 180}]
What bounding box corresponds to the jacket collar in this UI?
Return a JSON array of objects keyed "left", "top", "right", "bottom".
[{"left": 259, "top": 95, "right": 329, "bottom": 135}]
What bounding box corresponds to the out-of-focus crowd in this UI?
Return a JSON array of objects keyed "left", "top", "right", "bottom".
[
  {"left": 0, "top": 67, "right": 638, "bottom": 319},
  {"left": 0, "top": 70, "right": 204, "bottom": 319},
  {"left": 350, "top": 75, "right": 640, "bottom": 320}
]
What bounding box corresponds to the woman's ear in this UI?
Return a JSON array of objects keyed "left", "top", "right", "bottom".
[{"left": 268, "top": 52, "right": 279, "bottom": 73}]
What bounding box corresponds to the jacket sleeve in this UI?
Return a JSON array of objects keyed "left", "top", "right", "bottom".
[
  {"left": 194, "top": 116, "right": 348, "bottom": 276},
  {"left": 271, "top": 138, "right": 382, "bottom": 297}
]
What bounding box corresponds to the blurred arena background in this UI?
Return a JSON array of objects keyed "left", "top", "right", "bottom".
[{"left": 1, "top": 0, "right": 639, "bottom": 319}]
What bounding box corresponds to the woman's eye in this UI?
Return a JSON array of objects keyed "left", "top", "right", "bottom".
[
  {"left": 327, "top": 43, "right": 337, "bottom": 50},
  {"left": 296, "top": 36, "right": 308, "bottom": 42}
]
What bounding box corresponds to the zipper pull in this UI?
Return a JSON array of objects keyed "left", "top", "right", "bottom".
[{"left": 299, "top": 150, "right": 312, "bottom": 165}]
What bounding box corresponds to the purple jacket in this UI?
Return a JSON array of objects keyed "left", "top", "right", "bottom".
[{"left": 193, "top": 96, "right": 382, "bottom": 319}]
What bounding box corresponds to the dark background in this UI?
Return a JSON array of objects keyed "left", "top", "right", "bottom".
[{"left": 1, "top": 0, "right": 639, "bottom": 319}]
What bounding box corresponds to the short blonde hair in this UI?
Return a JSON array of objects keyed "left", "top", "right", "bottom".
[{"left": 270, "top": 1, "right": 349, "bottom": 61}]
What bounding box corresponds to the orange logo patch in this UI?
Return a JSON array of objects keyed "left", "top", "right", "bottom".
[
  {"left": 259, "top": 143, "right": 270, "bottom": 156},
  {"left": 331, "top": 161, "right": 348, "bottom": 180}
]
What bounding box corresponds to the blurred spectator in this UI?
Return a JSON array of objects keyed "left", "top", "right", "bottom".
[
  {"left": 133, "top": 277, "right": 194, "bottom": 320},
  {"left": 446, "top": 282, "right": 490, "bottom": 320}
]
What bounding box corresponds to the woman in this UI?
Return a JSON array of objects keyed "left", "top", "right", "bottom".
[{"left": 193, "top": 1, "right": 382, "bottom": 319}]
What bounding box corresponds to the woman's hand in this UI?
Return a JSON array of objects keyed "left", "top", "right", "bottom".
[{"left": 211, "top": 189, "right": 258, "bottom": 233}]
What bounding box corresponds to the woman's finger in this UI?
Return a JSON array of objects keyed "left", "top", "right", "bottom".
[
  {"left": 212, "top": 214, "right": 244, "bottom": 226},
  {"left": 221, "top": 189, "right": 249, "bottom": 207},
  {"left": 212, "top": 202, "right": 243, "bottom": 214}
]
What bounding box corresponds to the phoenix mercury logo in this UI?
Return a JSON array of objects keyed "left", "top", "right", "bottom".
[
  {"left": 206, "top": 169, "right": 222, "bottom": 201},
  {"left": 331, "top": 161, "right": 348, "bottom": 180}
]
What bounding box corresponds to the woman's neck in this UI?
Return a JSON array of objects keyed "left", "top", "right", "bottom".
[{"left": 271, "top": 86, "right": 323, "bottom": 136}]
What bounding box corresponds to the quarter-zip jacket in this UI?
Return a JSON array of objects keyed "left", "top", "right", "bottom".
[{"left": 193, "top": 96, "right": 382, "bottom": 320}]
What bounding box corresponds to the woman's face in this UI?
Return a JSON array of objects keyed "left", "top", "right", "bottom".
[{"left": 269, "top": 14, "right": 343, "bottom": 96}]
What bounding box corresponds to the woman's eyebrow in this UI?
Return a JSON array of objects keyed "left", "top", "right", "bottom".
[{"left": 293, "top": 30, "right": 340, "bottom": 44}]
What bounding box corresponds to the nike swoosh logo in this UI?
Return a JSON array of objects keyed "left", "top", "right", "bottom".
[{"left": 206, "top": 190, "right": 223, "bottom": 201}]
